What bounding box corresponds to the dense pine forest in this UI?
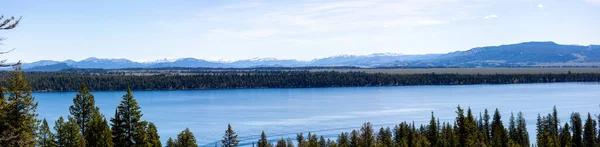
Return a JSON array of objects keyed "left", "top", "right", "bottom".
[
  {"left": 1, "top": 67, "right": 600, "bottom": 147},
  {"left": 3, "top": 71, "right": 600, "bottom": 91}
]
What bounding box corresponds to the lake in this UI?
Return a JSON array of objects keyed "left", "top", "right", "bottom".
[{"left": 34, "top": 83, "right": 600, "bottom": 146}]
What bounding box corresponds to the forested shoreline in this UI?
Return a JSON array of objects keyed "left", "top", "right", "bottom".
[
  {"left": 2, "top": 67, "right": 600, "bottom": 147},
  {"left": 4, "top": 71, "right": 600, "bottom": 92}
]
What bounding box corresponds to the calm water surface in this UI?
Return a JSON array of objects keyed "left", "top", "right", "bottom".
[{"left": 34, "top": 83, "right": 600, "bottom": 146}]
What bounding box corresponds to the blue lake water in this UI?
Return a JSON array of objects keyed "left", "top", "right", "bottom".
[{"left": 34, "top": 83, "right": 600, "bottom": 146}]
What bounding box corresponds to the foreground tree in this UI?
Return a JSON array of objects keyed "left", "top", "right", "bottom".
[
  {"left": 54, "top": 117, "right": 84, "bottom": 147},
  {"left": 176, "top": 128, "right": 197, "bottom": 147},
  {"left": 146, "top": 122, "right": 161, "bottom": 147},
  {"left": 0, "top": 67, "right": 39, "bottom": 146},
  {"left": 37, "top": 119, "right": 54, "bottom": 147},
  {"left": 583, "top": 113, "right": 597, "bottom": 147},
  {"left": 490, "top": 109, "right": 508, "bottom": 147},
  {"left": 85, "top": 112, "right": 113, "bottom": 147},
  {"left": 359, "top": 122, "right": 375, "bottom": 147},
  {"left": 69, "top": 83, "right": 99, "bottom": 139},
  {"left": 110, "top": 88, "right": 146, "bottom": 146},
  {"left": 258, "top": 131, "right": 269, "bottom": 147},
  {"left": 222, "top": 124, "right": 239, "bottom": 147},
  {"left": 571, "top": 112, "right": 583, "bottom": 147}
]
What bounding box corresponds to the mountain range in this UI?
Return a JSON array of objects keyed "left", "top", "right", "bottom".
[{"left": 17, "top": 41, "right": 600, "bottom": 71}]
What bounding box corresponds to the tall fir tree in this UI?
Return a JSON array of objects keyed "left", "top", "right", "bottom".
[
  {"left": 222, "top": 124, "right": 239, "bottom": 147},
  {"left": 258, "top": 131, "right": 269, "bottom": 147},
  {"left": 54, "top": 117, "right": 84, "bottom": 147},
  {"left": 166, "top": 137, "right": 176, "bottom": 147},
  {"left": 0, "top": 67, "right": 39, "bottom": 146},
  {"left": 85, "top": 111, "right": 113, "bottom": 147},
  {"left": 583, "top": 113, "right": 597, "bottom": 147},
  {"left": 490, "top": 108, "right": 508, "bottom": 147},
  {"left": 286, "top": 137, "right": 294, "bottom": 147},
  {"left": 296, "top": 133, "right": 306, "bottom": 147},
  {"left": 337, "top": 132, "right": 349, "bottom": 147},
  {"left": 483, "top": 109, "right": 491, "bottom": 145},
  {"left": 276, "top": 138, "right": 287, "bottom": 147},
  {"left": 559, "top": 123, "right": 572, "bottom": 147},
  {"left": 359, "top": 122, "right": 375, "bottom": 147},
  {"left": 69, "top": 83, "right": 99, "bottom": 139},
  {"left": 427, "top": 112, "right": 439, "bottom": 147},
  {"left": 350, "top": 130, "right": 360, "bottom": 147},
  {"left": 319, "top": 136, "right": 326, "bottom": 147},
  {"left": 176, "top": 128, "right": 197, "bottom": 147},
  {"left": 146, "top": 122, "right": 161, "bottom": 147},
  {"left": 571, "top": 112, "right": 583, "bottom": 147},
  {"left": 515, "top": 112, "right": 529, "bottom": 147},
  {"left": 37, "top": 118, "right": 55, "bottom": 147},
  {"left": 110, "top": 88, "right": 146, "bottom": 146}
]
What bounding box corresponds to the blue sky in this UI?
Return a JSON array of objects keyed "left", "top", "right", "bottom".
[{"left": 1, "top": 0, "right": 600, "bottom": 62}]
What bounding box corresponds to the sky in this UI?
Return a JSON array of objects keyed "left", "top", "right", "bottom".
[{"left": 1, "top": 0, "right": 600, "bottom": 63}]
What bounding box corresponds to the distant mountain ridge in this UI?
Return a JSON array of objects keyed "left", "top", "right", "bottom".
[{"left": 17, "top": 41, "right": 600, "bottom": 71}]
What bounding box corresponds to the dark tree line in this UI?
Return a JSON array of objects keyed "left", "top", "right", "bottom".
[{"left": 5, "top": 71, "right": 600, "bottom": 92}]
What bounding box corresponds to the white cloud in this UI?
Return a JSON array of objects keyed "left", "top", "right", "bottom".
[
  {"left": 483, "top": 15, "right": 499, "bottom": 19},
  {"left": 538, "top": 4, "right": 544, "bottom": 8}
]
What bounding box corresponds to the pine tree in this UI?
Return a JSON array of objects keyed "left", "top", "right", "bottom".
[
  {"left": 571, "top": 112, "right": 583, "bottom": 147},
  {"left": 309, "top": 133, "right": 318, "bottom": 147},
  {"left": 337, "top": 132, "right": 349, "bottom": 147},
  {"left": 350, "top": 130, "right": 359, "bottom": 147},
  {"left": 319, "top": 136, "right": 326, "bottom": 147},
  {"left": 85, "top": 112, "right": 113, "bottom": 147},
  {"left": 222, "top": 124, "right": 239, "bottom": 147},
  {"left": 110, "top": 88, "right": 146, "bottom": 146},
  {"left": 359, "top": 122, "right": 375, "bottom": 147},
  {"left": 286, "top": 137, "right": 294, "bottom": 147},
  {"left": 69, "top": 83, "right": 99, "bottom": 139},
  {"left": 297, "top": 133, "right": 306, "bottom": 147},
  {"left": 515, "top": 112, "right": 529, "bottom": 147},
  {"left": 176, "top": 128, "right": 197, "bottom": 147},
  {"left": 0, "top": 67, "right": 39, "bottom": 146},
  {"left": 146, "top": 122, "right": 161, "bottom": 147},
  {"left": 37, "top": 118, "right": 55, "bottom": 147},
  {"left": 427, "top": 112, "right": 439, "bottom": 147},
  {"left": 490, "top": 108, "right": 508, "bottom": 147},
  {"left": 583, "top": 113, "right": 597, "bottom": 147},
  {"left": 559, "top": 123, "right": 572, "bottom": 147},
  {"left": 483, "top": 109, "right": 491, "bottom": 145},
  {"left": 258, "top": 131, "right": 269, "bottom": 147},
  {"left": 54, "top": 116, "right": 84, "bottom": 147},
  {"left": 276, "top": 138, "right": 287, "bottom": 147},
  {"left": 166, "top": 137, "right": 176, "bottom": 147}
]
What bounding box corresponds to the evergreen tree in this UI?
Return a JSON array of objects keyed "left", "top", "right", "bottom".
[
  {"left": 350, "top": 130, "right": 359, "bottom": 147},
  {"left": 69, "top": 83, "right": 99, "bottom": 139},
  {"left": 490, "top": 108, "right": 508, "bottom": 147},
  {"left": 146, "top": 122, "right": 161, "bottom": 147},
  {"left": 583, "top": 113, "right": 597, "bottom": 147},
  {"left": 319, "top": 136, "right": 326, "bottom": 147},
  {"left": 309, "top": 133, "right": 318, "bottom": 147},
  {"left": 110, "top": 88, "right": 146, "bottom": 146},
  {"left": 166, "top": 137, "right": 176, "bottom": 147},
  {"left": 0, "top": 67, "right": 39, "bottom": 146},
  {"left": 559, "top": 123, "right": 572, "bottom": 147},
  {"left": 427, "top": 112, "right": 439, "bottom": 147},
  {"left": 258, "top": 131, "right": 269, "bottom": 147},
  {"left": 54, "top": 117, "right": 84, "bottom": 147},
  {"left": 286, "top": 137, "right": 294, "bottom": 147},
  {"left": 176, "top": 128, "right": 197, "bottom": 147},
  {"left": 85, "top": 112, "right": 113, "bottom": 147},
  {"left": 571, "top": 112, "right": 583, "bottom": 147},
  {"left": 222, "top": 124, "right": 239, "bottom": 147},
  {"left": 37, "top": 118, "right": 55, "bottom": 147},
  {"left": 483, "top": 109, "right": 491, "bottom": 145},
  {"left": 276, "top": 138, "right": 287, "bottom": 147},
  {"left": 110, "top": 108, "right": 126, "bottom": 146},
  {"left": 359, "top": 122, "right": 375, "bottom": 147},
  {"left": 297, "top": 133, "right": 306, "bottom": 147},
  {"left": 337, "top": 132, "right": 349, "bottom": 147},
  {"left": 515, "top": 112, "right": 529, "bottom": 147}
]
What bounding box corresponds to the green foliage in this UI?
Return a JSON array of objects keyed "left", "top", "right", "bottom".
[
  {"left": 559, "top": 123, "right": 572, "bottom": 147},
  {"left": 172, "top": 128, "right": 197, "bottom": 147},
  {"left": 54, "top": 116, "right": 84, "bottom": 147},
  {"left": 571, "top": 112, "right": 583, "bottom": 147},
  {"left": 110, "top": 88, "right": 147, "bottom": 146},
  {"left": 69, "top": 83, "right": 99, "bottom": 138},
  {"left": 350, "top": 130, "right": 359, "bottom": 147},
  {"left": 222, "top": 124, "right": 239, "bottom": 147},
  {"left": 146, "top": 122, "right": 161, "bottom": 147},
  {"left": 258, "top": 131, "right": 269, "bottom": 147},
  {"left": 337, "top": 132, "right": 349, "bottom": 147},
  {"left": 376, "top": 127, "right": 393, "bottom": 147},
  {"left": 583, "top": 113, "right": 597, "bottom": 147},
  {"left": 276, "top": 138, "right": 286, "bottom": 147},
  {"left": 16, "top": 71, "right": 600, "bottom": 92},
  {"left": 491, "top": 109, "right": 509, "bottom": 147},
  {"left": 359, "top": 122, "right": 375, "bottom": 147},
  {"left": 85, "top": 112, "right": 113, "bottom": 147},
  {"left": 0, "top": 67, "right": 39, "bottom": 146},
  {"left": 37, "top": 119, "right": 55, "bottom": 147}
]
